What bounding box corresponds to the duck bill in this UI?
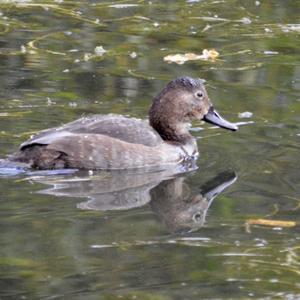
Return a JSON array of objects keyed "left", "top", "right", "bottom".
[
  {"left": 203, "top": 106, "right": 238, "bottom": 131},
  {"left": 202, "top": 171, "right": 237, "bottom": 203}
]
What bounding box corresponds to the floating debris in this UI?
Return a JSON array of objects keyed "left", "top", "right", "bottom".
[
  {"left": 240, "top": 17, "right": 252, "bottom": 25},
  {"left": 193, "top": 16, "right": 228, "bottom": 22},
  {"left": 81, "top": 46, "right": 107, "bottom": 62},
  {"left": 234, "top": 121, "right": 254, "bottom": 127},
  {"left": 94, "top": 45, "right": 106, "bottom": 56},
  {"left": 238, "top": 111, "right": 253, "bottom": 118},
  {"left": 64, "top": 31, "right": 72, "bottom": 36},
  {"left": 47, "top": 97, "right": 56, "bottom": 105},
  {"left": 84, "top": 53, "right": 93, "bottom": 61},
  {"left": 20, "top": 45, "right": 26, "bottom": 53},
  {"left": 109, "top": 4, "right": 139, "bottom": 9},
  {"left": 280, "top": 24, "right": 300, "bottom": 33},
  {"left": 0, "top": 112, "right": 29, "bottom": 117},
  {"left": 129, "top": 51, "right": 137, "bottom": 58},
  {"left": 246, "top": 218, "right": 296, "bottom": 228},
  {"left": 263, "top": 50, "right": 278, "bottom": 55},
  {"left": 68, "top": 102, "right": 77, "bottom": 107},
  {"left": 164, "top": 49, "right": 219, "bottom": 65},
  {"left": 202, "top": 24, "right": 211, "bottom": 32}
]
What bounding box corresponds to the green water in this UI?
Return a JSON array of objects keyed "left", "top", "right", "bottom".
[{"left": 0, "top": 1, "right": 300, "bottom": 299}]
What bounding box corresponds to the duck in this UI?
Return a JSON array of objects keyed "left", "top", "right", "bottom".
[{"left": 10, "top": 77, "right": 238, "bottom": 170}]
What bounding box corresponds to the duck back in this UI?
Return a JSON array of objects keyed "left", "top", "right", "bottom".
[{"left": 20, "top": 114, "right": 163, "bottom": 150}]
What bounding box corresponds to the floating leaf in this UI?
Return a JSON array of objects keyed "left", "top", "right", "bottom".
[
  {"left": 163, "top": 49, "right": 219, "bottom": 65},
  {"left": 246, "top": 218, "right": 296, "bottom": 228}
]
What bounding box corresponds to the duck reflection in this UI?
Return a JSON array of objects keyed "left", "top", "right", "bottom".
[
  {"left": 150, "top": 171, "right": 236, "bottom": 232},
  {"left": 33, "top": 168, "right": 236, "bottom": 232}
]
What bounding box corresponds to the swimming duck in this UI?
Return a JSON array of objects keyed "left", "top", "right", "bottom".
[{"left": 11, "top": 77, "right": 238, "bottom": 170}]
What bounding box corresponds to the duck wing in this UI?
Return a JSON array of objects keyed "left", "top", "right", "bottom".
[{"left": 20, "top": 114, "right": 163, "bottom": 150}]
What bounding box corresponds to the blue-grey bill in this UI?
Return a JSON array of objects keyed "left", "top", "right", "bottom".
[{"left": 203, "top": 106, "right": 238, "bottom": 131}]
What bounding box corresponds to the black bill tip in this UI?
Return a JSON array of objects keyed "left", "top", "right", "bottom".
[{"left": 203, "top": 106, "right": 238, "bottom": 131}]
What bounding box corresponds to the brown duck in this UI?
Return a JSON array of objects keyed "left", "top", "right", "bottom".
[{"left": 11, "top": 77, "right": 238, "bottom": 170}]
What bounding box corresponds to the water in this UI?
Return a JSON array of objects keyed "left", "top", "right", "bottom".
[{"left": 0, "top": 1, "right": 300, "bottom": 299}]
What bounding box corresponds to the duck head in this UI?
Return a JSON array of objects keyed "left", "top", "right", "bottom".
[{"left": 149, "top": 77, "right": 237, "bottom": 143}]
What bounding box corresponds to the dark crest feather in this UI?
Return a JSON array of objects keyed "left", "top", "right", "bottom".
[
  {"left": 153, "top": 77, "right": 205, "bottom": 103},
  {"left": 168, "top": 77, "right": 205, "bottom": 90}
]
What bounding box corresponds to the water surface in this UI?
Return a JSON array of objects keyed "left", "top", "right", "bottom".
[{"left": 0, "top": 1, "right": 300, "bottom": 299}]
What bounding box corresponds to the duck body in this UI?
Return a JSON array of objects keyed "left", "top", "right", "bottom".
[
  {"left": 11, "top": 77, "right": 237, "bottom": 170},
  {"left": 15, "top": 115, "right": 194, "bottom": 170}
]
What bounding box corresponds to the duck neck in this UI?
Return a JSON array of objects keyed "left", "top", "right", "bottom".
[
  {"left": 150, "top": 118, "right": 194, "bottom": 145},
  {"left": 149, "top": 93, "right": 195, "bottom": 145}
]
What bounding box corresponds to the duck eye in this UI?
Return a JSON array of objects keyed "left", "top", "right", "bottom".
[
  {"left": 196, "top": 91, "right": 204, "bottom": 99},
  {"left": 193, "top": 212, "right": 203, "bottom": 223}
]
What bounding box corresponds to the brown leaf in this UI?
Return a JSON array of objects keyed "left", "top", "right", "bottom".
[
  {"left": 246, "top": 218, "right": 296, "bottom": 228},
  {"left": 163, "top": 49, "right": 219, "bottom": 65}
]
